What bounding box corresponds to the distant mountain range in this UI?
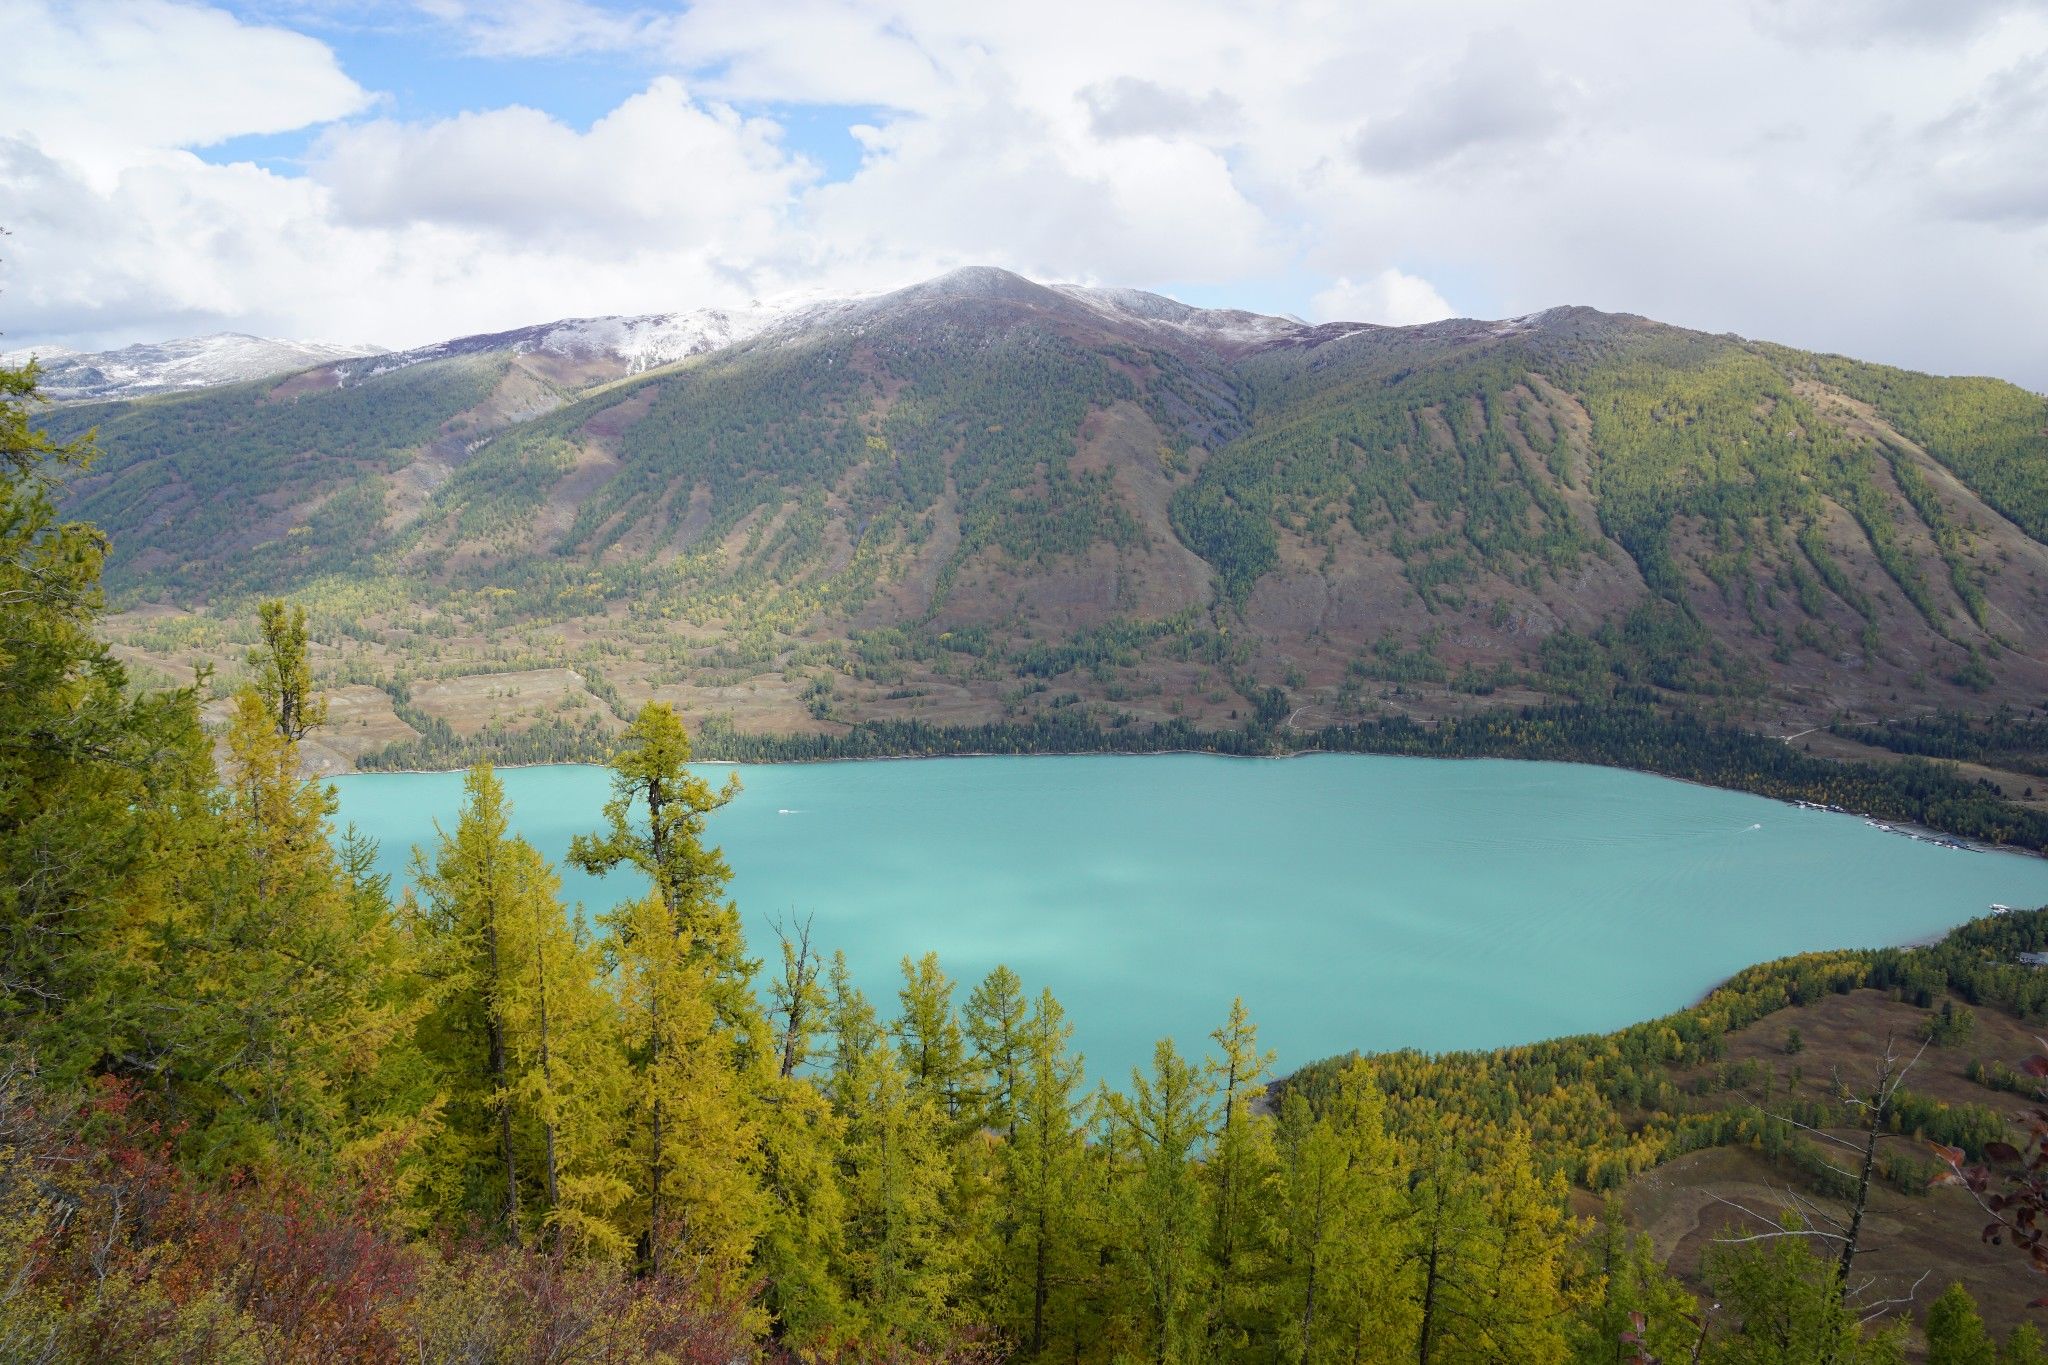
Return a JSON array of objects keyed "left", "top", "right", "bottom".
[
  {"left": 38, "top": 267, "right": 2048, "bottom": 770},
  {"left": 8, "top": 279, "right": 1331, "bottom": 402},
  {"left": 2, "top": 333, "right": 385, "bottom": 402}
]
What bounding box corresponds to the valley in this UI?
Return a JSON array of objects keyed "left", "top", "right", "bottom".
[
  {"left": 38, "top": 269, "right": 2048, "bottom": 809},
  {"left": 19, "top": 6, "right": 2048, "bottom": 1357},
  {"left": 15, "top": 294, "right": 2048, "bottom": 1359}
]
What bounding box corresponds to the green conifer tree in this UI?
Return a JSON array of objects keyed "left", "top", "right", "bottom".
[
  {"left": 1003, "top": 987, "right": 1089, "bottom": 1359},
  {"left": 1207, "top": 997, "right": 1279, "bottom": 1353},
  {"left": 572, "top": 704, "right": 765, "bottom": 1285},
  {"left": 1925, "top": 1282, "right": 1996, "bottom": 1365},
  {"left": 1701, "top": 1235, "right": 1906, "bottom": 1365},
  {"left": 1104, "top": 1037, "right": 1216, "bottom": 1364},
  {"left": 2001, "top": 1324, "right": 2047, "bottom": 1365},
  {"left": 966, "top": 964, "right": 1030, "bottom": 1139},
  {"left": 0, "top": 355, "right": 214, "bottom": 1087},
  {"left": 1272, "top": 1061, "right": 1413, "bottom": 1363},
  {"left": 895, "top": 952, "right": 971, "bottom": 1125},
  {"left": 838, "top": 1036, "right": 960, "bottom": 1348}
]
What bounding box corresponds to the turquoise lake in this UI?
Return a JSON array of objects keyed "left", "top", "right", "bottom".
[{"left": 330, "top": 754, "right": 2048, "bottom": 1087}]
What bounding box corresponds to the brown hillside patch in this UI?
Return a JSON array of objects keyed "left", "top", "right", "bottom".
[
  {"left": 299, "top": 685, "right": 419, "bottom": 776},
  {"left": 1630, "top": 987, "right": 2048, "bottom": 1337},
  {"left": 1074, "top": 401, "right": 1213, "bottom": 615},
  {"left": 858, "top": 485, "right": 962, "bottom": 626},
  {"left": 409, "top": 668, "right": 610, "bottom": 740},
  {"left": 1626, "top": 1144, "right": 2036, "bottom": 1340},
  {"left": 535, "top": 440, "right": 625, "bottom": 544},
  {"left": 265, "top": 367, "right": 344, "bottom": 401}
]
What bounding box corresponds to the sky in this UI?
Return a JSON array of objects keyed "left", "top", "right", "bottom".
[{"left": 2, "top": 0, "right": 2047, "bottom": 389}]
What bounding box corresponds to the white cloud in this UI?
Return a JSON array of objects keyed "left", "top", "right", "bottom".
[
  {"left": 3, "top": 0, "right": 2048, "bottom": 389},
  {"left": 1908, "top": 54, "right": 2048, "bottom": 225},
  {"left": 412, "top": 0, "right": 658, "bottom": 58},
  {"left": 800, "top": 87, "right": 1271, "bottom": 286},
  {"left": 1349, "top": 31, "right": 1577, "bottom": 175},
  {"left": 0, "top": 0, "right": 368, "bottom": 175},
  {"left": 1310, "top": 270, "right": 1456, "bottom": 326},
  {"left": 1748, "top": 0, "right": 2041, "bottom": 47},
  {"left": 1081, "top": 79, "right": 1240, "bottom": 140},
  {"left": 313, "top": 78, "right": 812, "bottom": 246}
]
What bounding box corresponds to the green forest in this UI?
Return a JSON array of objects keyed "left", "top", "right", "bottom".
[{"left": 12, "top": 354, "right": 2048, "bottom": 1362}]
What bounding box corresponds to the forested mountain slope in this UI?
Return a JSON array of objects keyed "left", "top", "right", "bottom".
[{"left": 52, "top": 268, "right": 2048, "bottom": 772}]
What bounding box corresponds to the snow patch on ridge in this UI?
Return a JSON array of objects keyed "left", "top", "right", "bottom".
[
  {"left": 1049, "top": 282, "right": 1307, "bottom": 347},
  {"left": 333, "top": 291, "right": 880, "bottom": 385},
  {"left": 2, "top": 333, "right": 383, "bottom": 402}
]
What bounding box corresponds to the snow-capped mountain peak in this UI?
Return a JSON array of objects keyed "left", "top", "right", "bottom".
[
  {"left": 1, "top": 332, "right": 384, "bottom": 403},
  {"left": 1048, "top": 282, "right": 1307, "bottom": 347},
  {"left": 330, "top": 301, "right": 832, "bottom": 386}
]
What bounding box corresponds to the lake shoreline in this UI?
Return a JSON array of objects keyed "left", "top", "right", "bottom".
[
  {"left": 1683, "top": 925, "right": 1966, "bottom": 1011},
  {"left": 340, "top": 746, "right": 2048, "bottom": 863},
  {"left": 343, "top": 697, "right": 2048, "bottom": 857}
]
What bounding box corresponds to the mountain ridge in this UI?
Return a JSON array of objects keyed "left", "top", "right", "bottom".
[
  {"left": 13, "top": 268, "right": 1362, "bottom": 405},
  {"left": 40, "top": 268, "right": 2048, "bottom": 780},
  {"left": 2, "top": 332, "right": 385, "bottom": 402}
]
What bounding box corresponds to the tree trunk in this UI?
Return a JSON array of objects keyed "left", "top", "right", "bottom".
[
  {"left": 1837, "top": 1043, "right": 1904, "bottom": 1298},
  {"left": 649, "top": 977, "right": 664, "bottom": 1276},
  {"left": 485, "top": 864, "right": 519, "bottom": 1241},
  {"left": 778, "top": 919, "right": 816, "bottom": 1080},
  {"left": 1299, "top": 1252, "right": 1319, "bottom": 1360},
  {"left": 646, "top": 777, "right": 669, "bottom": 1276},
  {"left": 534, "top": 934, "right": 561, "bottom": 1223},
  {"left": 1836, "top": 1091, "right": 1885, "bottom": 1295},
  {"left": 1032, "top": 1196, "right": 1049, "bottom": 1356},
  {"left": 1299, "top": 1181, "right": 1325, "bottom": 1357},
  {"left": 1416, "top": 1186, "right": 1444, "bottom": 1365}
]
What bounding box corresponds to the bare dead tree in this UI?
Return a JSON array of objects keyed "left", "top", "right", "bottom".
[{"left": 1712, "top": 1031, "right": 1930, "bottom": 1313}]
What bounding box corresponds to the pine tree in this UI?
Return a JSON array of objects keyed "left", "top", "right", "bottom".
[
  {"left": 571, "top": 704, "right": 765, "bottom": 1283},
  {"left": 966, "top": 964, "right": 1030, "bottom": 1139},
  {"left": 752, "top": 1067, "right": 848, "bottom": 1349},
  {"left": 249, "top": 599, "right": 327, "bottom": 743},
  {"left": 1701, "top": 1235, "right": 1906, "bottom": 1364},
  {"left": 571, "top": 702, "right": 757, "bottom": 1045},
  {"left": 1104, "top": 1037, "right": 1216, "bottom": 1365},
  {"left": 1271, "top": 1061, "right": 1413, "bottom": 1363},
  {"left": 410, "top": 764, "right": 530, "bottom": 1235},
  {"left": 825, "top": 950, "right": 885, "bottom": 1116},
  {"left": 838, "top": 1035, "right": 960, "bottom": 1347},
  {"left": 1925, "top": 1282, "right": 1995, "bottom": 1365},
  {"left": 608, "top": 888, "right": 766, "bottom": 1288},
  {"left": 2001, "top": 1324, "right": 2047, "bottom": 1365},
  {"left": 1390, "top": 1121, "right": 1582, "bottom": 1364},
  {"left": 0, "top": 354, "right": 215, "bottom": 1085},
  {"left": 1459, "top": 1125, "right": 1576, "bottom": 1364},
  {"left": 768, "top": 913, "right": 828, "bottom": 1080},
  {"left": 1567, "top": 1202, "right": 1700, "bottom": 1365},
  {"left": 167, "top": 682, "right": 411, "bottom": 1172},
  {"left": 471, "top": 768, "right": 632, "bottom": 1256},
  {"left": 410, "top": 764, "right": 628, "bottom": 1249},
  {"left": 895, "top": 952, "right": 972, "bottom": 1125},
  {"left": 754, "top": 922, "right": 848, "bottom": 1342},
  {"left": 1207, "top": 997, "right": 1278, "bottom": 1354},
  {"left": 1399, "top": 1128, "right": 1490, "bottom": 1365},
  {"left": 1003, "top": 987, "right": 1089, "bottom": 1359}
]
